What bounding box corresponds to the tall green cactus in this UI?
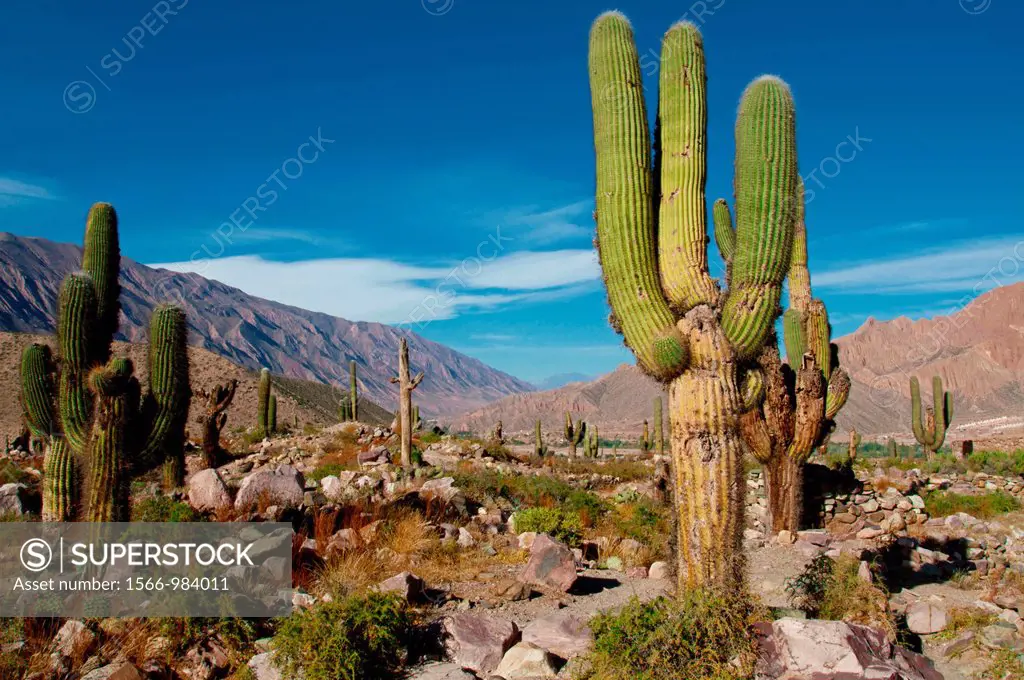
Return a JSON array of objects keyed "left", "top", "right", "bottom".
[
  {"left": 349, "top": 360, "right": 359, "bottom": 422},
  {"left": 257, "top": 368, "right": 271, "bottom": 437},
  {"left": 534, "top": 419, "right": 548, "bottom": 458},
  {"left": 590, "top": 13, "right": 798, "bottom": 590},
  {"left": 654, "top": 396, "right": 664, "bottom": 455},
  {"left": 268, "top": 394, "right": 278, "bottom": 435},
  {"left": 911, "top": 376, "right": 953, "bottom": 455},
  {"left": 737, "top": 175, "right": 851, "bottom": 534},
  {"left": 19, "top": 203, "right": 191, "bottom": 521}
]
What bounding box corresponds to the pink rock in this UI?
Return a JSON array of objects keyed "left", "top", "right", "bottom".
[
  {"left": 519, "top": 534, "right": 578, "bottom": 593},
  {"left": 442, "top": 612, "right": 520, "bottom": 675},
  {"left": 522, "top": 610, "right": 593, "bottom": 660}
]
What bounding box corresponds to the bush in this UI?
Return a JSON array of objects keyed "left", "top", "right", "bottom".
[
  {"left": 272, "top": 592, "right": 411, "bottom": 680},
  {"left": 452, "top": 469, "right": 574, "bottom": 508},
  {"left": 786, "top": 554, "right": 895, "bottom": 638},
  {"left": 514, "top": 507, "right": 584, "bottom": 546},
  {"left": 923, "top": 490, "right": 1020, "bottom": 519},
  {"left": 308, "top": 463, "right": 350, "bottom": 483},
  {"left": 131, "top": 495, "right": 202, "bottom": 522},
  {"left": 581, "top": 591, "right": 757, "bottom": 680},
  {"left": 966, "top": 449, "right": 1024, "bottom": 476}
]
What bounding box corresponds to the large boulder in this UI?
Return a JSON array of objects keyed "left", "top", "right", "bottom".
[
  {"left": 519, "top": 534, "right": 578, "bottom": 592},
  {"left": 234, "top": 465, "right": 305, "bottom": 511},
  {"left": 493, "top": 642, "right": 559, "bottom": 679},
  {"left": 54, "top": 620, "right": 96, "bottom": 659},
  {"left": 376, "top": 572, "right": 425, "bottom": 603},
  {"left": 442, "top": 611, "right": 520, "bottom": 675},
  {"left": 754, "top": 618, "right": 944, "bottom": 680},
  {"left": 407, "top": 662, "right": 476, "bottom": 679},
  {"left": 248, "top": 652, "right": 282, "bottom": 680},
  {"left": 0, "top": 483, "right": 31, "bottom": 516},
  {"left": 521, "top": 610, "right": 593, "bottom": 660},
  {"left": 319, "top": 471, "right": 360, "bottom": 502},
  {"left": 186, "top": 469, "right": 232, "bottom": 512}
]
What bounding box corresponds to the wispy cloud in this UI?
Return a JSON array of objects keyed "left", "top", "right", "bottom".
[
  {"left": 228, "top": 227, "right": 323, "bottom": 245},
  {"left": 149, "top": 249, "right": 600, "bottom": 324},
  {"left": 469, "top": 333, "right": 519, "bottom": 342},
  {"left": 0, "top": 178, "right": 55, "bottom": 206},
  {"left": 816, "top": 237, "right": 1024, "bottom": 294},
  {"left": 492, "top": 199, "right": 593, "bottom": 245}
]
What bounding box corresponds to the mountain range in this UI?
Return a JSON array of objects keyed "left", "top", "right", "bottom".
[
  {"left": 453, "top": 283, "right": 1024, "bottom": 441},
  {"left": 0, "top": 233, "right": 532, "bottom": 418}
]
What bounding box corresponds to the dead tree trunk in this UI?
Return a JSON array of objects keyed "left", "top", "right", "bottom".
[
  {"left": 197, "top": 379, "right": 237, "bottom": 469},
  {"left": 390, "top": 338, "right": 424, "bottom": 468}
]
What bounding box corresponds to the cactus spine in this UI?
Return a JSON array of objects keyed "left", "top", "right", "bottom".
[
  {"left": 349, "top": 360, "right": 359, "bottom": 422},
  {"left": 390, "top": 338, "right": 423, "bottom": 467},
  {"left": 19, "top": 203, "right": 191, "bottom": 521},
  {"left": 910, "top": 376, "right": 953, "bottom": 455},
  {"left": 590, "top": 13, "right": 799, "bottom": 590}
]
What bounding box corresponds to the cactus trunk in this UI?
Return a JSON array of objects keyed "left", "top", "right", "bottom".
[
  {"left": 391, "top": 338, "right": 423, "bottom": 468},
  {"left": 200, "top": 380, "right": 237, "bottom": 468},
  {"left": 257, "top": 368, "right": 271, "bottom": 437},
  {"left": 43, "top": 438, "right": 77, "bottom": 521},
  {"left": 349, "top": 360, "right": 359, "bottom": 422},
  {"left": 654, "top": 396, "right": 664, "bottom": 455}
]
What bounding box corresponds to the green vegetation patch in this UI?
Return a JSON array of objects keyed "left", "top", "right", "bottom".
[{"left": 923, "top": 490, "right": 1020, "bottom": 519}]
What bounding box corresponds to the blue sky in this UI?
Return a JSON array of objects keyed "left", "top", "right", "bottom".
[{"left": 1, "top": 0, "right": 1022, "bottom": 384}]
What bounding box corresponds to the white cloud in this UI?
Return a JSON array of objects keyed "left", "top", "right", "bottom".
[
  {"left": 494, "top": 199, "right": 593, "bottom": 245},
  {"left": 149, "top": 248, "right": 600, "bottom": 324},
  {"left": 0, "top": 178, "right": 54, "bottom": 206},
  {"left": 815, "top": 237, "right": 1024, "bottom": 294},
  {"left": 229, "top": 227, "right": 322, "bottom": 245}
]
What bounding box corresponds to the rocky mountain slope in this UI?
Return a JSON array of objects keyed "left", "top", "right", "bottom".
[
  {"left": 0, "top": 233, "right": 532, "bottom": 417},
  {"left": 455, "top": 283, "right": 1024, "bottom": 441}
]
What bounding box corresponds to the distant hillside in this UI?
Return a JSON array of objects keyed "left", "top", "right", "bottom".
[
  {"left": 0, "top": 233, "right": 533, "bottom": 417},
  {"left": 0, "top": 331, "right": 393, "bottom": 441},
  {"left": 456, "top": 283, "right": 1024, "bottom": 441}
]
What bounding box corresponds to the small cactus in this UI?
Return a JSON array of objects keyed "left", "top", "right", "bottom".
[
  {"left": 848, "top": 429, "right": 861, "bottom": 462},
  {"left": 887, "top": 437, "right": 898, "bottom": 459},
  {"left": 910, "top": 376, "right": 953, "bottom": 455},
  {"left": 534, "top": 420, "right": 548, "bottom": 458},
  {"left": 565, "top": 412, "right": 586, "bottom": 457},
  {"left": 640, "top": 420, "right": 651, "bottom": 453}
]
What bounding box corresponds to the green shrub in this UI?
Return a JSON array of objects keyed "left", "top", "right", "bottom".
[
  {"left": 0, "top": 619, "right": 27, "bottom": 679},
  {"left": 131, "top": 495, "right": 203, "bottom": 522},
  {"left": 514, "top": 507, "right": 584, "bottom": 546},
  {"left": 923, "top": 490, "right": 1020, "bottom": 519},
  {"left": 452, "top": 469, "right": 574, "bottom": 508},
  {"left": 564, "top": 490, "right": 611, "bottom": 522},
  {"left": 308, "top": 463, "right": 349, "bottom": 483},
  {"left": 581, "top": 591, "right": 756, "bottom": 680},
  {"left": 966, "top": 449, "right": 1024, "bottom": 476},
  {"left": 272, "top": 593, "right": 411, "bottom": 680},
  {"left": 786, "top": 554, "right": 895, "bottom": 638}
]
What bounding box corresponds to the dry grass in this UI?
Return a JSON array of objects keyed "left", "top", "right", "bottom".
[{"left": 934, "top": 607, "right": 997, "bottom": 642}]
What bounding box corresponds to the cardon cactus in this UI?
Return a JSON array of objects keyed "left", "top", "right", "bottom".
[
  {"left": 654, "top": 396, "right": 664, "bottom": 455},
  {"left": 737, "top": 175, "right": 851, "bottom": 534},
  {"left": 257, "top": 368, "right": 271, "bottom": 436},
  {"left": 910, "top": 376, "right": 953, "bottom": 455},
  {"left": 19, "top": 203, "right": 191, "bottom": 521},
  {"left": 565, "top": 412, "right": 586, "bottom": 456},
  {"left": 848, "top": 429, "right": 861, "bottom": 462},
  {"left": 349, "top": 360, "right": 359, "bottom": 422},
  {"left": 590, "top": 13, "right": 802, "bottom": 590},
  {"left": 534, "top": 420, "right": 548, "bottom": 458},
  {"left": 198, "top": 379, "right": 237, "bottom": 468},
  {"left": 268, "top": 394, "right": 278, "bottom": 435},
  {"left": 887, "top": 437, "right": 898, "bottom": 459},
  {"left": 390, "top": 338, "right": 423, "bottom": 467},
  {"left": 641, "top": 420, "right": 651, "bottom": 453}
]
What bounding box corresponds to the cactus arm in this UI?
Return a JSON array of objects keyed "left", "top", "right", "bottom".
[
  {"left": 81, "top": 203, "right": 121, "bottom": 364},
  {"left": 85, "top": 359, "right": 137, "bottom": 522},
  {"left": 589, "top": 12, "right": 688, "bottom": 381},
  {"left": 740, "top": 368, "right": 765, "bottom": 411},
  {"left": 721, "top": 77, "right": 797, "bottom": 358},
  {"left": 824, "top": 368, "right": 851, "bottom": 420},
  {"left": 786, "top": 179, "right": 810, "bottom": 311},
  {"left": 136, "top": 306, "right": 191, "bottom": 478},
  {"left": 57, "top": 273, "right": 98, "bottom": 453},
  {"left": 787, "top": 357, "right": 826, "bottom": 462},
  {"left": 656, "top": 21, "right": 717, "bottom": 310},
  {"left": 944, "top": 390, "right": 954, "bottom": 428},
  {"left": 781, "top": 309, "right": 806, "bottom": 364},
  {"left": 564, "top": 412, "right": 573, "bottom": 440},
  {"left": 712, "top": 199, "right": 735, "bottom": 266},
  {"left": 931, "top": 376, "right": 948, "bottom": 450},
  {"left": 21, "top": 343, "right": 58, "bottom": 439}
]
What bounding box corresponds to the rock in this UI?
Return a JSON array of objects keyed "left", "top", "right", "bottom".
[
  {"left": 490, "top": 578, "right": 534, "bottom": 602},
  {"left": 626, "top": 566, "right": 648, "bottom": 579},
  {"left": 457, "top": 527, "right": 476, "bottom": 548},
  {"left": 442, "top": 611, "right": 520, "bottom": 675},
  {"left": 522, "top": 610, "right": 593, "bottom": 660},
  {"left": 493, "top": 641, "right": 559, "bottom": 678},
  {"left": 319, "top": 471, "right": 360, "bottom": 501},
  {"left": 0, "top": 483, "right": 29, "bottom": 516},
  {"left": 856, "top": 527, "right": 885, "bottom": 540},
  {"left": 186, "top": 469, "right": 232, "bottom": 512},
  {"left": 518, "top": 532, "right": 538, "bottom": 550},
  {"left": 519, "top": 534, "right": 578, "bottom": 592},
  {"left": 617, "top": 538, "right": 644, "bottom": 556},
  {"left": 777, "top": 530, "right": 796, "bottom": 544},
  {"left": 54, "top": 620, "right": 96, "bottom": 659},
  {"left": 80, "top": 663, "right": 142, "bottom": 680},
  {"left": 234, "top": 465, "right": 305, "bottom": 511},
  {"left": 857, "top": 561, "right": 873, "bottom": 583},
  {"left": 420, "top": 477, "right": 460, "bottom": 502},
  {"left": 908, "top": 495, "right": 926, "bottom": 510},
  {"left": 248, "top": 652, "right": 283, "bottom": 680},
  {"left": 906, "top": 601, "right": 948, "bottom": 635},
  {"left": 754, "top": 618, "right": 943, "bottom": 680},
  {"left": 376, "top": 572, "right": 425, "bottom": 603},
  {"left": 407, "top": 662, "right": 476, "bottom": 679},
  {"left": 860, "top": 499, "right": 880, "bottom": 513},
  {"left": 648, "top": 561, "right": 671, "bottom": 580},
  {"left": 797, "top": 530, "right": 830, "bottom": 547}
]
